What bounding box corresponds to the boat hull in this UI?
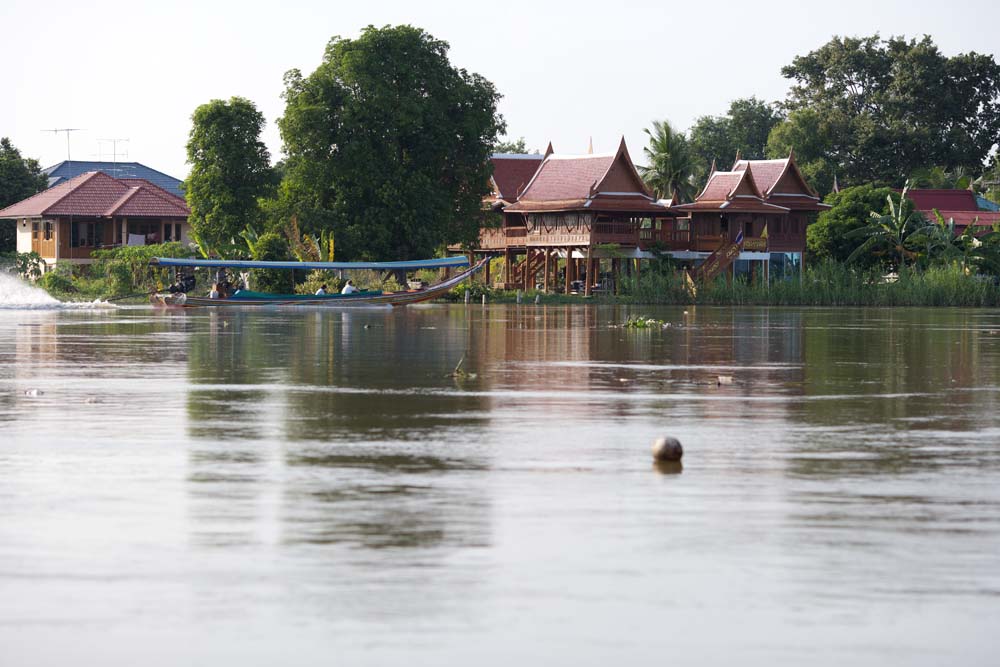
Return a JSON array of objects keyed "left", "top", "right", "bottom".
[{"left": 152, "top": 257, "right": 487, "bottom": 309}]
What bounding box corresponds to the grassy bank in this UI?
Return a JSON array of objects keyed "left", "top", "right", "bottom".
[
  {"left": 441, "top": 262, "right": 1000, "bottom": 307},
  {"left": 615, "top": 261, "right": 1000, "bottom": 307}
]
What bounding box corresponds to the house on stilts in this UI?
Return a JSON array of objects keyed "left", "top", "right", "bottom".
[{"left": 462, "top": 142, "right": 828, "bottom": 291}]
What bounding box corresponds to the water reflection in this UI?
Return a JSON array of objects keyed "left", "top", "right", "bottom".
[{"left": 4, "top": 305, "right": 1000, "bottom": 664}]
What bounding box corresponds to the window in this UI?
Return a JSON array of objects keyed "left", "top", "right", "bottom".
[
  {"left": 677, "top": 219, "right": 690, "bottom": 231},
  {"left": 71, "top": 221, "right": 103, "bottom": 248},
  {"left": 32, "top": 221, "right": 39, "bottom": 239},
  {"left": 43, "top": 221, "right": 53, "bottom": 240}
]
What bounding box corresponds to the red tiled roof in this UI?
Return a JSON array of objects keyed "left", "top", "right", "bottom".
[
  {"left": 507, "top": 195, "right": 669, "bottom": 214},
  {"left": 491, "top": 155, "right": 544, "bottom": 201},
  {"left": 517, "top": 154, "right": 616, "bottom": 202},
  {"left": 676, "top": 167, "right": 787, "bottom": 213},
  {"left": 733, "top": 159, "right": 785, "bottom": 193},
  {"left": 120, "top": 178, "right": 187, "bottom": 205},
  {"left": 734, "top": 155, "right": 822, "bottom": 203},
  {"left": 697, "top": 172, "right": 745, "bottom": 201},
  {"left": 0, "top": 171, "right": 103, "bottom": 218},
  {"left": 0, "top": 170, "right": 189, "bottom": 219},
  {"left": 905, "top": 189, "right": 979, "bottom": 213},
  {"left": 933, "top": 210, "right": 1000, "bottom": 227},
  {"left": 106, "top": 187, "right": 191, "bottom": 217}
]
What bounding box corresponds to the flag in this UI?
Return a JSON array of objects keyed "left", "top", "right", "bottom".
[
  {"left": 735, "top": 230, "right": 744, "bottom": 245},
  {"left": 761, "top": 224, "right": 768, "bottom": 239}
]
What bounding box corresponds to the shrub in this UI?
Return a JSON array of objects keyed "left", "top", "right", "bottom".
[
  {"left": 39, "top": 269, "right": 75, "bottom": 294},
  {"left": 92, "top": 242, "right": 192, "bottom": 295},
  {"left": 250, "top": 232, "right": 293, "bottom": 293},
  {"left": 294, "top": 269, "right": 344, "bottom": 295}
]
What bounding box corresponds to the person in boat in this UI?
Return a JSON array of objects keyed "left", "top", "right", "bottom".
[
  {"left": 341, "top": 279, "right": 359, "bottom": 295},
  {"left": 209, "top": 283, "right": 220, "bottom": 299},
  {"left": 315, "top": 284, "right": 327, "bottom": 296}
]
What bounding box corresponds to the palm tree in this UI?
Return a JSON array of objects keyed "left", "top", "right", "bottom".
[
  {"left": 845, "top": 183, "right": 933, "bottom": 270},
  {"left": 638, "top": 120, "right": 697, "bottom": 203}
]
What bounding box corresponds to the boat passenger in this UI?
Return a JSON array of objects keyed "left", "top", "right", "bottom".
[
  {"left": 315, "top": 284, "right": 327, "bottom": 296},
  {"left": 209, "top": 283, "right": 220, "bottom": 299},
  {"left": 341, "top": 280, "right": 359, "bottom": 295}
]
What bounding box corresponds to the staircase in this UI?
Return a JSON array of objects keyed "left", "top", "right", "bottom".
[
  {"left": 509, "top": 251, "right": 546, "bottom": 287},
  {"left": 691, "top": 236, "right": 744, "bottom": 283}
]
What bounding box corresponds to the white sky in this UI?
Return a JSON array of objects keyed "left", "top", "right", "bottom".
[{"left": 3, "top": 0, "right": 999, "bottom": 181}]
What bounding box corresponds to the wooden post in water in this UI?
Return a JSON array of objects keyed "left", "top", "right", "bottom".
[
  {"left": 543, "top": 248, "right": 550, "bottom": 293},
  {"left": 584, "top": 245, "right": 593, "bottom": 297}
]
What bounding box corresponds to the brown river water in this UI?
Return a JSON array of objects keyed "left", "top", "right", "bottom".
[{"left": 1, "top": 300, "right": 999, "bottom": 665}]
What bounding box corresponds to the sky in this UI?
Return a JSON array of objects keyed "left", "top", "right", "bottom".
[{"left": 3, "top": 0, "right": 1000, "bottom": 181}]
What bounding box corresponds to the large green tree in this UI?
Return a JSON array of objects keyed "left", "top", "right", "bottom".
[
  {"left": 638, "top": 120, "right": 697, "bottom": 202},
  {"left": 688, "top": 97, "right": 784, "bottom": 182},
  {"left": 778, "top": 34, "right": 1000, "bottom": 187},
  {"left": 185, "top": 97, "right": 275, "bottom": 257},
  {"left": 807, "top": 184, "right": 894, "bottom": 264},
  {"left": 0, "top": 138, "right": 48, "bottom": 252},
  {"left": 278, "top": 25, "right": 505, "bottom": 261}
]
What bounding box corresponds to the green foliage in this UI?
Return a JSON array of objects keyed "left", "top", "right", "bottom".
[
  {"left": 618, "top": 259, "right": 1000, "bottom": 307},
  {"left": 688, "top": 97, "right": 784, "bottom": 183},
  {"left": 294, "top": 269, "right": 344, "bottom": 295},
  {"left": 442, "top": 279, "right": 497, "bottom": 302},
  {"left": 277, "top": 24, "right": 505, "bottom": 260},
  {"left": 185, "top": 97, "right": 275, "bottom": 257},
  {"left": 639, "top": 120, "right": 697, "bottom": 202},
  {"left": 780, "top": 34, "right": 1000, "bottom": 187},
  {"left": 38, "top": 269, "right": 75, "bottom": 294},
  {"left": 92, "top": 242, "right": 193, "bottom": 295},
  {"left": 13, "top": 251, "right": 45, "bottom": 281},
  {"left": 844, "top": 184, "right": 930, "bottom": 270},
  {"left": 622, "top": 315, "right": 666, "bottom": 329},
  {"left": 249, "top": 232, "right": 293, "bottom": 293},
  {"left": 495, "top": 137, "right": 533, "bottom": 154},
  {"left": 0, "top": 138, "right": 48, "bottom": 252},
  {"left": 766, "top": 108, "right": 835, "bottom": 195},
  {"left": 808, "top": 184, "right": 894, "bottom": 264}
]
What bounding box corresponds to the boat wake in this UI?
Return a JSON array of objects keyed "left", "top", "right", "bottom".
[{"left": 0, "top": 273, "right": 115, "bottom": 310}]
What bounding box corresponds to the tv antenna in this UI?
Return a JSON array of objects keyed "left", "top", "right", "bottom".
[
  {"left": 97, "top": 138, "right": 130, "bottom": 171},
  {"left": 42, "top": 128, "right": 85, "bottom": 162}
]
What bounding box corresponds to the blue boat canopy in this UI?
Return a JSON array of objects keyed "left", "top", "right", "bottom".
[{"left": 150, "top": 256, "right": 470, "bottom": 271}]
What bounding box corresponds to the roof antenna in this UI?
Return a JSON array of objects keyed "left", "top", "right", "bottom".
[
  {"left": 42, "top": 128, "right": 84, "bottom": 162},
  {"left": 97, "top": 138, "right": 130, "bottom": 175}
]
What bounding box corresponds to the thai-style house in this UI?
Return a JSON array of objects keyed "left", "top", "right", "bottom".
[
  {"left": 670, "top": 152, "right": 829, "bottom": 281},
  {"left": 465, "top": 142, "right": 826, "bottom": 290},
  {"left": 0, "top": 170, "right": 191, "bottom": 269},
  {"left": 472, "top": 138, "right": 675, "bottom": 295},
  {"left": 487, "top": 152, "right": 545, "bottom": 210}
]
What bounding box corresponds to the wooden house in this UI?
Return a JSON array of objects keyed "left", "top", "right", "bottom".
[
  {"left": 0, "top": 171, "right": 191, "bottom": 269},
  {"left": 472, "top": 138, "right": 675, "bottom": 294},
  {"left": 669, "top": 151, "right": 829, "bottom": 281}
]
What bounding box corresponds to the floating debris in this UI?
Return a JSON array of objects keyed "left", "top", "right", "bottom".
[{"left": 716, "top": 375, "right": 734, "bottom": 386}]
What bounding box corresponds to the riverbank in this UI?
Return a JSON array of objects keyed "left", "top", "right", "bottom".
[
  {"left": 445, "top": 263, "right": 1000, "bottom": 307},
  {"left": 15, "top": 257, "right": 1000, "bottom": 308}
]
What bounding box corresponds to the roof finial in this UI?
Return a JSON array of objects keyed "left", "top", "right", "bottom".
[
  {"left": 788, "top": 146, "right": 795, "bottom": 161},
  {"left": 709, "top": 158, "right": 717, "bottom": 176},
  {"left": 832, "top": 172, "right": 840, "bottom": 194},
  {"left": 733, "top": 148, "right": 742, "bottom": 168},
  {"left": 587, "top": 136, "right": 594, "bottom": 155},
  {"left": 544, "top": 141, "right": 554, "bottom": 159}
]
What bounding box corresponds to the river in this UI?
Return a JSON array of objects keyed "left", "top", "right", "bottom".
[{"left": 1, "top": 300, "right": 999, "bottom": 665}]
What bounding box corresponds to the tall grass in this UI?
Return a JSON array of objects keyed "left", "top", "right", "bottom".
[{"left": 618, "top": 260, "right": 1000, "bottom": 307}]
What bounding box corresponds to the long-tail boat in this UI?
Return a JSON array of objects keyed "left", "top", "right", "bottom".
[{"left": 148, "top": 255, "right": 486, "bottom": 308}]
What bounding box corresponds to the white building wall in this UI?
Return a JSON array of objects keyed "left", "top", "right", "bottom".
[{"left": 16, "top": 219, "right": 32, "bottom": 253}]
